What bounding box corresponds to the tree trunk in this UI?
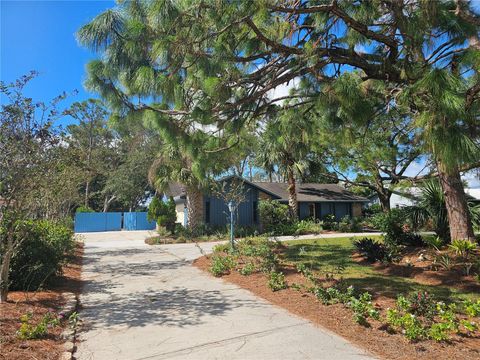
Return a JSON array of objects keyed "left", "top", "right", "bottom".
[
  {"left": 286, "top": 166, "right": 298, "bottom": 221},
  {"left": 437, "top": 161, "right": 475, "bottom": 241},
  {"left": 103, "top": 195, "right": 116, "bottom": 212},
  {"left": 84, "top": 180, "right": 90, "bottom": 208},
  {"left": 0, "top": 233, "right": 13, "bottom": 303},
  {"left": 377, "top": 190, "right": 391, "bottom": 212},
  {"left": 186, "top": 186, "right": 203, "bottom": 230}
]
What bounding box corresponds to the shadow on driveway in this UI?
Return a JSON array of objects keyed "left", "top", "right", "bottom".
[{"left": 81, "top": 286, "right": 265, "bottom": 330}]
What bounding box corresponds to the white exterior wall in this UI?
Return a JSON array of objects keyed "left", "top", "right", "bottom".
[{"left": 175, "top": 202, "right": 185, "bottom": 225}]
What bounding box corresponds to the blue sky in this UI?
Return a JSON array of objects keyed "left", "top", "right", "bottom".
[{"left": 1, "top": 0, "right": 115, "bottom": 125}]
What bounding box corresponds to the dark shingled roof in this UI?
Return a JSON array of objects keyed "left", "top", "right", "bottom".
[
  {"left": 252, "top": 182, "right": 369, "bottom": 202},
  {"left": 166, "top": 176, "right": 368, "bottom": 203},
  {"left": 166, "top": 182, "right": 185, "bottom": 198}
]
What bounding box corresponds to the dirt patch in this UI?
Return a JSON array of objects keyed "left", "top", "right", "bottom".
[
  {"left": 194, "top": 256, "right": 480, "bottom": 360},
  {"left": 0, "top": 242, "right": 84, "bottom": 360}
]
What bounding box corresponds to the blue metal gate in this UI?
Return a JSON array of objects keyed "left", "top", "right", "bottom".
[
  {"left": 74, "top": 212, "right": 155, "bottom": 232},
  {"left": 74, "top": 212, "right": 122, "bottom": 232},
  {"left": 123, "top": 212, "right": 156, "bottom": 230}
]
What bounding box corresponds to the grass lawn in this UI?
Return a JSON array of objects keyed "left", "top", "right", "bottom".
[{"left": 283, "top": 236, "right": 479, "bottom": 302}]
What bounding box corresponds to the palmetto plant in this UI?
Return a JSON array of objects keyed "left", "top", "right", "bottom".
[
  {"left": 405, "top": 180, "right": 480, "bottom": 243},
  {"left": 404, "top": 180, "right": 450, "bottom": 242}
]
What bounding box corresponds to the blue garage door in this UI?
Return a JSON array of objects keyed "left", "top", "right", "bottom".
[
  {"left": 123, "top": 212, "right": 156, "bottom": 230},
  {"left": 74, "top": 212, "right": 122, "bottom": 232}
]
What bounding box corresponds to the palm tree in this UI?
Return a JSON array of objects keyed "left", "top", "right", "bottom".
[
  {"left": 148, "top": 143, "right": 207, "bottom": 230},
  {"left": 255, "top": 108, "right": 314, "bottom": 220},
  {"left": 406, "top": 69, "right": 480, "bottom": 241}
]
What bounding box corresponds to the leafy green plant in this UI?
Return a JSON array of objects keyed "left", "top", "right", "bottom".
[
  {"left": 239, "top": 262, "right": 255, "bottom": 276},
  {"left": 258, "top": 200, "right": 292, "bottom": 234},
  {"left": 294, "top": 219, "right": 323, "bottom": 235},
  {"left": 386, "top": 310, "right": 426, "bottom": 341},
  {"left": 75, "top": 205, "right": 94, "bottom": 213},
  {"left": 432, "top": 254, "right": 454, "bottom": 271},
  {"left": 17, "top": 312, "right": 60, "bottom": 340},
  {"left": 321, "top": 214, "right": 337, "bottom": 231},
  {"left": 313, "top": 284, "right": 355, "bottom": 305},
  {"left": 338, "top": 215, "right": 362, "bottom": 233},
  {"left": 348, "top": 292, "right": 380, "bottom": 326},
  {"left": 148, "top": 196, "right": 176, "bottom": 234},
  {"left": 449, "top": 239, "right": 477, "bottom": 258},
  {"left": 267, "top": 271, "right": 287, "bottom": 291},
  {"left": 353, "top": 237, "right": 387, "bottom": 263},
  {"left": 405, "top": 291, "right": 437, "bottom": 319},
  {"left": 423, "top": 236, "right": 444, "bottom": 251},
  {"left": 7, "top": 220, "right": 74, "bottom": 291},
  {"left": 209, "top": 255, "right": 236, "bottom": 277},
  {"left": 463, "top": 299, "right": 480, "bottom": 318}
]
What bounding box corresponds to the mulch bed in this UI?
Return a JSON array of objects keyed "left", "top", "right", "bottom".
[
  {"left": 193, "top": 255, "right": 480, "bottom": 360},
  {"left": 0, "top": 242, "right": 84, "bottom": 360}
]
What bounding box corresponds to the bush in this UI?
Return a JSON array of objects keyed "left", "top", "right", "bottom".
[
  {"left": 209, "top": 255, "right": 236, "bottom": 277},
  {"left": 338, "top": 215, "right": 363, "bottom": 233},
  {"left": 387, "top": 292, "right": 466, "bottom": 342},
  {"left": 267, "top": 271, "right": 287, "bottom": 291},
  {"left": 258, "top": 200, "right": 292, "bottom": 234},
  {"left": 239, "top": 262, "right": 255, "bottom": 276},
  {"left": 322, "top": 214, "right": 337, "bottom": 230},
  {"left": 353, "top": 238, "right": 387, "bottom": 263},
  {"left": 148, "top": 196, "right": 176, "bottom": 234},
  {"left": 7, "top": 220, "right": 74, "bottom": 291},
  {"left": 371, "top": 209, "right": 425, "bottom": 247},
  {"left": 348, "top": 292, "right": 380, "bottom": 326},
  {"left": 75, "top": 205, "right": 94, "bottom": 213},
  {"left": 294, "top": 219, "right": 323, "bottom": 235}
]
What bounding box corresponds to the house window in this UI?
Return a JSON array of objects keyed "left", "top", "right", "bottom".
[
  {"left": 308, "top": 203, "right": 315, "bottom": 219},
  {"left": 205, "top": 200, "right": 210, "bottom": 223},
  {"left": 253, "top": 201, "right": 258, "bottom": 223}
]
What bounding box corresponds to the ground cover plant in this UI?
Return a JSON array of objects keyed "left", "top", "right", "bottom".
[
  {"left": 0, "top": 242, "right": 84, "bottom": 360},
  {"left": 195, "top": 235, "right": 480, "bottom": 359}
]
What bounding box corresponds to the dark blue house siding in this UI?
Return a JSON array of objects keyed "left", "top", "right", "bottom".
[
  {"left": 204, "top": 183, "right": 259, "bottom": 226},
  {"left": 298, "top": 202, "right": 353, "bottom": 221}
]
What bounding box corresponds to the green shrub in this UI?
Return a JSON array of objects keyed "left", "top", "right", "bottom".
[
  {"left": 267, "top": 271, "right": 287, "bottom": 291},
  {"left": 463, "top": 299, "right": 480, "bottom": 317},
  {"left": 386, "top": 310, "right": 426, "bottom": 341},
  {"left": 313, "top": 284, "right": 355, "bottom": 305},
  {"left": 148, "top": 196, "right": 176, "bottom": 234},
  {"left": 294, "top": 220, "right": 323, "bottom": 235},
  {"left": 348, "top": 292, "right": 380, "bottom": 326},
  {"left": 338, "top": 215, "right": 363, "bottom": 233},
  {"left": 372, "top": 209, "right": 425, "bottom": 247},
  {"left": 449, "top": 239, "right": 477, "bottom": 258},
  {"left": 258, "top": 200, "right": 292, "bottom": 234},
  {"left": 321, "top": 214, "right": 337, "bottom": 231},
  {"left": 75, "top": 205, "right": 94, "bottom": 213},
  {"left": 353, "top": 238, "right": 387, "bottom": 263},
  {"left": 239, "top": 262, "right": 255, "bottom": 276},
  {"left": 209, "top": 255, "right": 236, "bottom": 277},
  {"left": 213, "top": 243, "right": 231, "bottom": 253},
  {"left": 17, "top": 311, "right": 60, "bottom": 340},
  {"left": 387, "top": 292, "right": 462, "bottom": 342},
  {"left": 7, "top": 220, "right": 74, "bottom": 291},
  {"left": 423, "top": 236, "right": 445, "bottom": 251}
]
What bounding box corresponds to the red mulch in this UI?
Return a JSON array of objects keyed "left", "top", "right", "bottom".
[
  {"left": 0, "top": 242, "right": 84, "bottom": 360},
  {"left": 193, "top": 255, "right": 480, "bottom": 360}
]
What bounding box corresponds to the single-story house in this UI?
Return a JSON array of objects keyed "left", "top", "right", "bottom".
[{"left": 167, "top": 176, "right": 369, "bottom": 227}]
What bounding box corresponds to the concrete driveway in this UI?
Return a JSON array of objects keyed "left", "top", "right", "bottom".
[{"left": 76, "top": 231, "right": 374, "bottom": 360}]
